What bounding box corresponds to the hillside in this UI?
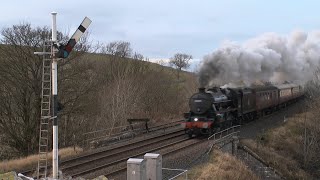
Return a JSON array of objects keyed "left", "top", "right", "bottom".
[{"left": 0, "top": 43, "right": 199, "bottom": 161}]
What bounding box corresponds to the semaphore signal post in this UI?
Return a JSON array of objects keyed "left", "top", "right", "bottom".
[{"left": 34, "top": 12, "right": 91, "bottom": 179}]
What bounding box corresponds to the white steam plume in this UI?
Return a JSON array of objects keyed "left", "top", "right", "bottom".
[{"left": 198, "top": 31, "right": 320, "bottom": 87}]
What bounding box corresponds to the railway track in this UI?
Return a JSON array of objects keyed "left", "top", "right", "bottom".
[
  {"left": 21, "top": 124, "right": 241, "bottom": 179},
  {"left": 22, "top": 127, "right": 185, "bottom": 178},
  {"left": 69, "top": 137, "right": 196, "bottom": 178},
  {"left": 62, "top": 130, "right": 186, "bottom": 176},
  {"left": 83, "top": 126, "right": 239, "bottom": 179},
  {"left": 103, "top": 137, "right": 205, "bottom": 179},
  {"left": 21, "top": 122, "right": 240, "bottom": 179},
  {"left": 67, "top": 126, "right": 240, "bottom": 178}
]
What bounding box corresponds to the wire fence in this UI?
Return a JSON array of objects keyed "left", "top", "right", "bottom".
[
  {"left": 81, "top": 120, "right": 183, "bottom": 149},
  {"left": 162, "top": 168, "right": 188, "bottom": 180}
]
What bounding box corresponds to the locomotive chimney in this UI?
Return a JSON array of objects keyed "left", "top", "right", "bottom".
[{"left": 198, "top": 87, "right": 206, "bottom": 93}]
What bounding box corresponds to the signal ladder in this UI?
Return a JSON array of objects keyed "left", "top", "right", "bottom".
[{"left": 37, "top": 41, "right": 53, "bottom": 179}]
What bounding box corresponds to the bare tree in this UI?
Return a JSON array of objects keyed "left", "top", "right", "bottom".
[
  {"left": 0, "top": 24, "right": 51, "bottom": 156},
  {"left": 0, "top": 23, "right": 93, "bottom": 156},
  {"left": 133, "top": 52, "right": 144, "bottom": 61},
  {"left": 300, "top": 68, "right": 320, "bottom": 174},
  {"left": 101, "top": 41, "right": 132, "bottom": 58},
  {"left": 169, "top": 53, "right": 192, "bottom": 79}
]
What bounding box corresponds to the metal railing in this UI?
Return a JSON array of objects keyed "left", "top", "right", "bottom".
[
  {"left": 163, "top": 168, "right": 188, "bottom": 180},
  {"left": 83, "top": 124, "right": 132, "bottom": 141},
  {"left": 82, "top": 124, "right": 133, "bottom": 148},
  {"left": 207, "top": 125, "right": 241, "bottom": 154},
  {"left": 208, "top": 125, "right": 241, "bottom": 140},
  {"left": 82, "top": 120, "right": 183, "bottom": 148},
  {"left": 148, "top": 120, "right": 183, "bottom": 133}
]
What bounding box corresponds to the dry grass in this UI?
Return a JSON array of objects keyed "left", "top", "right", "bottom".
[
  {"left": 185, "top": 150, "right": 259, "bottom": 180},
  {"left": 246, "top": 111, "right": 315, "bottom": 179},
  {"left": 0, "top": 146, "right": 82, "bottom": 173},
  {"left": 238, "top": 110, "right": 320, "bottom": 179},
  {"left": 241, "top": 138, "right": 309, "bottom": 179},
  {"left": 263, "top": 115, "right": 305, "bottom": 157}
]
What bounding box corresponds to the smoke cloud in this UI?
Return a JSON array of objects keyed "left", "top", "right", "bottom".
[{"left": 198, "top": 31, "right": 320, "bottom": 87}]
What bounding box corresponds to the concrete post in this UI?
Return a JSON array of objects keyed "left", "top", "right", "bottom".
[
  {"left": 144, "top": 153, "right": 162, "bottom": 180},
  {"left": 127, "top": 158, "right": 146, "bottom": 180},
  {"left": 232, "top": 136, "right": 239, "bottom": 156}
]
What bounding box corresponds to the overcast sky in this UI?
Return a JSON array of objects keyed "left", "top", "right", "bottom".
[{"left": 0, "top": 0, "right": 319, "bottom": 62}]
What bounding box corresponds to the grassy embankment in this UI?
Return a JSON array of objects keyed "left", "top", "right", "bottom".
[
  {"left": 183, "top": 149, "right": 258, "bottom": 180},
  {"left": 0, "top": 147, "right": 82, "bottom": 174},
  {"left": 241, "top": 111, "right": 313, "bottom": 179}
]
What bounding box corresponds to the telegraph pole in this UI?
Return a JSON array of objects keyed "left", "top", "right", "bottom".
[{"left": 51, "top": 11, "right": 59, "bottom": 179}]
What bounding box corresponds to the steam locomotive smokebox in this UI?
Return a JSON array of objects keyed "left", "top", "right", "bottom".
[
  {"left": 189, "top": 88, "right": 212, "bottom": 114},
  {"left": 127, "top": 158, "right": 146, "bottom": 180}
]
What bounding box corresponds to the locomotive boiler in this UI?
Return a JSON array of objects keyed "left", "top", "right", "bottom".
[{"left": 181, "top": 87, "right": 238, "bottom": 137}]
